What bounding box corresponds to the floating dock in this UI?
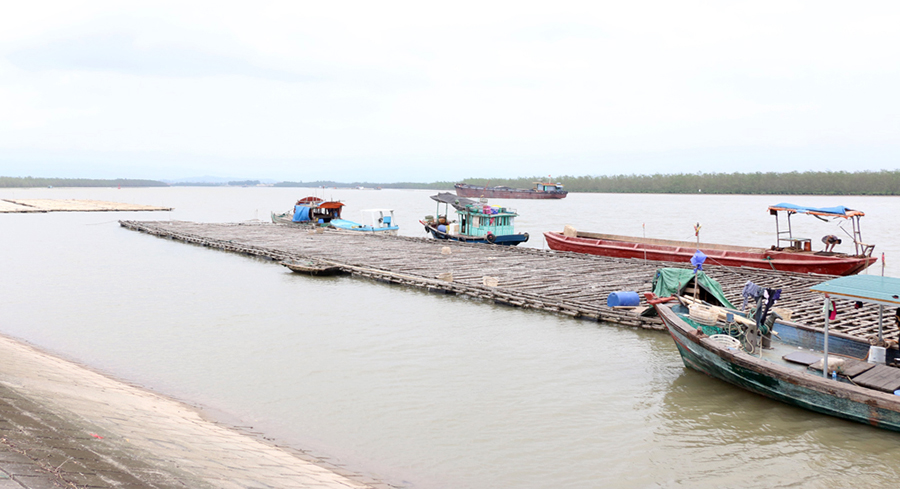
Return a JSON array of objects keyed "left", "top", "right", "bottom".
[
  {"left": 120, "top": 220, "right": 897, "bottom": 344},
  {"left": 1, "top": 199, "right": 172, "bottom": 213}
]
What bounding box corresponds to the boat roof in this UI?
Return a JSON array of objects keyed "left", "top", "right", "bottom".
[
  {"left": 768, "top": 203, "right": 864, "bottom": 218},
  {"left": 811, "top": 275, "right": 900, "bottom": 307},
  {"left": 431, "top": 192, "right": 477, "bottom": 210},
  {"left": 297, "top": 196, "right": 324, "bottom": 204},
  {"left": 319, "top": 201, "right": 344, "bottom": 209}
]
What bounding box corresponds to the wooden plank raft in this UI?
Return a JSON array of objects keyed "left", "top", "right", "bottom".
[
  {"left": 1, "top": 199, "right": 172, "bottom": 213},
  {"left": 118, "top": 220, "right": 899, "bottom": 343}
]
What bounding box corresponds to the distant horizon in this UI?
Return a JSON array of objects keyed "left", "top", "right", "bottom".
[
  {"left": 4, "top": 170, "right": 900, "bottom": 195},
  {"left": 4, "top": 167, "right": 900, "bottom": 185}
]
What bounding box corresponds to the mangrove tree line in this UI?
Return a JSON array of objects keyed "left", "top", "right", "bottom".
[
  {"left": 460, "top": 170, "right": 900, "bottom": 195},
  {"left": 0, "top": 177, "right": 168, "bottom": 188}
]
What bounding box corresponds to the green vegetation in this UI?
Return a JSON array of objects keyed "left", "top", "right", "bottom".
[
  {"left": 0, "top": 177, "right": 168, "bottom": 188},
  {"left": 5, "top": 170, "right": 899, "bottom": 194},
  {"left": 461, "top": 170, "right": 900, "bottom": 195},
  {"left": 274, "top": 181, "right": 454, "bottom": 190},
  {"left": 228, "top": 180, "right": 261, "bottom": 186}
]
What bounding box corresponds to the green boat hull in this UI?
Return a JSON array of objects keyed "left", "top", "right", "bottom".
[{"left": 659, "top": 304, "right": 900, "bottom": 432}]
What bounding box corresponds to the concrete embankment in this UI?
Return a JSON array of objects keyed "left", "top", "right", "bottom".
[{"left": 0, "top": 333, "right": 389, "bottom": 488}]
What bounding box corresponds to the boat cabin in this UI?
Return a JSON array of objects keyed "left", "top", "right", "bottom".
[
  {"left": 360, "top": 209, "right": 396, "bottom": 231},
  {"left": 293, "top": 197, "right": 344, "bottom": 223},
  {"left": 426, "top": 192, "right": 518, "bottom": 238},
  {"left": 768, "top": 203, "right": 874, "bottom": 257},
  {"left": 534, "top": 182, "right": 564, "bottom": 192}
]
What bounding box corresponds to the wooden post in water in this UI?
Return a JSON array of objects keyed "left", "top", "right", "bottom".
[{"left": 823, "top": 295, "right": 831, "bottom": 379}]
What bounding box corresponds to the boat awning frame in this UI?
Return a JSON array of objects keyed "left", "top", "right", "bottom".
[
  {"left": 768, "top": 203, "right": 865, "bottom": 218},
  {"left": 811, "top": 275, "right": 900, "bottom": 308},
  {"left": 812, "top": 275, "right": 900, "bottom": 379},
  {"left": 769, "top": 203, "right": 871, "bottom": 256},
  {"left": 430, "top": 192, "right": 477, "bottom": 211}
]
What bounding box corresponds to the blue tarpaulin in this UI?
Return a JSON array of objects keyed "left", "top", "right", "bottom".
[{"left": 293, "top": 205, "right": 311, "bottom": 222}]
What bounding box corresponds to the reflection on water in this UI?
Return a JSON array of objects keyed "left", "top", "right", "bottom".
[
  {"left": 655, "top": 369, "right": 900, "bottom": 488},
  {"left": 2, "top": 187, "right": 900, "bottom": 488}
]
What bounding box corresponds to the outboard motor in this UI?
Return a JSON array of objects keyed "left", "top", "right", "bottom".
[{"left": 761, "top": 312, "right": 781, "bottom": 349}]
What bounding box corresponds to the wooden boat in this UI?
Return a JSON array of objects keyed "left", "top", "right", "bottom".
[
  {"left": 421, "top": 193, "right": 529, "bottom": 246},
  {"left": 454, "top": 181, "right": 567, "bottom": 199},
  {"left": 544, "top": 203, "right": 876, "bottom": 276},
  {"left": 271, "top": 197, "right": 344, "bottom": 225},
  {"left": 653, "top": 274, "right": 900, "bottom": 432},
  {"left": 281, "top": 260, "right": 346, "bottom": 276}
]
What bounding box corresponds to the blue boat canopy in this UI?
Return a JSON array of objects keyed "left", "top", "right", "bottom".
[
  {"left": 811, "top": 275, "right": 900, "bottom": 307},
  {"left": 768, "top": 203, "right": 864, "bottom": 218}
]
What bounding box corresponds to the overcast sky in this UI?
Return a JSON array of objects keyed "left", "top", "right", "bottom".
[{"left": 1, "top": 1, "right": 898, "bottom": 182}]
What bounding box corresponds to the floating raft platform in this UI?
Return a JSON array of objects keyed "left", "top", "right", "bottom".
[
  {"left": 1, "top": 199, "right": 172, "bottom": 213},
  {"left": 120, "top": 220, "right": 897, "bottom": 344}
]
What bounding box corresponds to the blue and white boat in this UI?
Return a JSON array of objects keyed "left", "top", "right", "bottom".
[
  {"left": 329, "top": 209, "right": 399, "bottom": 235},
  {"left": 420, "top": 193, "right": 529, "bottom": 246}
]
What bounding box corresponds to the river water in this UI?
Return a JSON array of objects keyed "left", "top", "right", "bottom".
[{"left": 2, "top": 187, "right": 900, "bottom": 488}]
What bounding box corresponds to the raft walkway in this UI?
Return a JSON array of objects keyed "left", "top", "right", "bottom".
[
  {"left": 120, "top": 220, "right": 898, "bottom": 344},
  {"left": 0, "top": 199, "right": 171, "bottom": 213}
]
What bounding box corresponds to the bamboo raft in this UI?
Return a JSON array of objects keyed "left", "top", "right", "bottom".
[
  {"left": 119, "top": 220, "right": 898, "bottom": 343},
  {"left": 0, "top": 199, "right": 172, "bottom": 213}
]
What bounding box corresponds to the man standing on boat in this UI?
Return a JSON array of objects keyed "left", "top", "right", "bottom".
[{"left": 822, "top": 235, "right": 841, "bottom": 252}]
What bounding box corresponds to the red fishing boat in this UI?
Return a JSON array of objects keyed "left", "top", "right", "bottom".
[
  {"left": 271, "top": 196, "right": 344, "bottom": 225},
  {"left": 544, "top": 203, "right": 876, "bottom": 276}
]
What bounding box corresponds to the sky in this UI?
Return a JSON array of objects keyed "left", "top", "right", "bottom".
[{"left": 1, "top": 1, "right": 899, "bottom": 182}]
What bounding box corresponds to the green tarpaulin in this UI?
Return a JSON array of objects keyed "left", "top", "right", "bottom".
[{"left": 651, "top": 268, "right": 735, "bottom": 309}]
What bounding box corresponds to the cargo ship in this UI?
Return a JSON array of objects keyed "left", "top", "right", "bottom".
[{"left": 454, "top": 182, "right": 567, "bottom": 199}]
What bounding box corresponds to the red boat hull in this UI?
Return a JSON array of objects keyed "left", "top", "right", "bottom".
[{"left": 544, "top": 232, "right": 875, "bottom": 276}]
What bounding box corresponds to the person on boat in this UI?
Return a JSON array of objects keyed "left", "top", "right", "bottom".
[{"left": 821, "top": 235, "right": 841, "bottom": 252}]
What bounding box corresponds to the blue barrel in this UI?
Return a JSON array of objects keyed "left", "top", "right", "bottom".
[{"left": 607, "top": 291, "right": 640, "bottom": 307}]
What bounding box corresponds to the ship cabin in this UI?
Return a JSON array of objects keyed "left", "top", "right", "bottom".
[
  {"left": 457, "top": 203, "right": 517, "bottom": 238},
  {"left": 293, "top": 197, "right": 344, "bottom": 223},
  {"left": 427, "top": 192, "right": 518, "bottom": 238},
  {"left": 534, "top": 182, "right": 564, "bottom": 192}
]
